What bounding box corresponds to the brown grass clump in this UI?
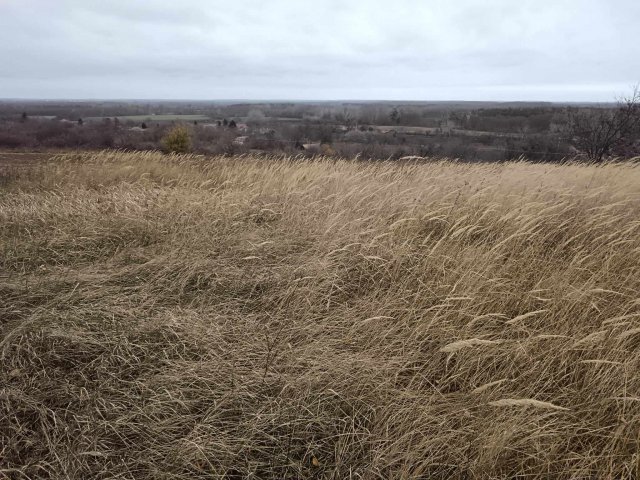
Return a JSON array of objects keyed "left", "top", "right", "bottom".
[{"left": 1, "top": 151, "right": 640, "bottom": 479}]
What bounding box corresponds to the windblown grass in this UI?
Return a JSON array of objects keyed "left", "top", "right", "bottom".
[{"left": 1, "top": 151, "right": 640, "bottom": 479}]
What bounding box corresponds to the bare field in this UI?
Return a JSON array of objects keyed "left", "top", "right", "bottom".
[
  {"left": 1, "top": 151, "right": 640, "bottom": 479},
  {"left": 84, "top": 114, "right": 212, "bottom": 123}
]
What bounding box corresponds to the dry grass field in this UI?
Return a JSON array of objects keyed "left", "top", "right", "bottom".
[{"left": 1, "top": 151, "right": 640, "bottom": 479}]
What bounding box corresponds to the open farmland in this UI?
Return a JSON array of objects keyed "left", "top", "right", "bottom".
[
  {"left": 84, "top": 114, "right": 212, "bottom": 123},
  {"left": 1, "top": 151, "right": 640, "bottom": 478}
]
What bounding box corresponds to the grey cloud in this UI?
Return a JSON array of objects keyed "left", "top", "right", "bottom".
[{"left": 0, "top": 0, "right": 638, "bottom": 101}]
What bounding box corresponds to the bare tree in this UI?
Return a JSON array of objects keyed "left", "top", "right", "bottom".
[
  {"left": 567, "top": 85, "right": 640, "bottom": 161},
  {"left": 389, "top": 107, "right": 401, "bottom": 125}
]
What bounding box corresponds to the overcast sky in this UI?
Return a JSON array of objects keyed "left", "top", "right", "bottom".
[{"left": 1, "top": 0, "right": 638, "bottom": 101}]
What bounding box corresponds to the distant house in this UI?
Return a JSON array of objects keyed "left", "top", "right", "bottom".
[
  {"left": 236, "top": 123, "right": 249, "bottom": 132},
  {"left": 233, "top": 136, "right": 249, "bottom": 145}
]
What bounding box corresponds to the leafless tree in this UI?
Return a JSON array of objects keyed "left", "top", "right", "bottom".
[{"left": 567, "top": 85, "right": 640, "bottom": 161}]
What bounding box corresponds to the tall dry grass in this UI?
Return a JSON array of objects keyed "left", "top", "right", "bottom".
[{"left": 1, "top": 151, "right": 640, "bottom": 479}]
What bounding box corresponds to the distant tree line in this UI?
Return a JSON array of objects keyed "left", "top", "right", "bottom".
[{"left": 1, "top": 88, "right": 638, "bottom": 161}]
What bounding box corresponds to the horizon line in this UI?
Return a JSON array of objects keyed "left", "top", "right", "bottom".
[{"left": 0, "top": 97, "right": 617, "bottom": 105}]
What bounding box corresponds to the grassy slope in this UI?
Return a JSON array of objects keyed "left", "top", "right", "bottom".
[{"left": 1, "top": 151, "right": 640, "bottom": 479}]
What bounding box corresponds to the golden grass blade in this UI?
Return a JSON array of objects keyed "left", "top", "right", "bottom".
[
  {"left": 440, "top": 338, "right": 503, "bottom": 353},
  {"left": 488, "top": 399, "right": 570, "bottom": 411}
]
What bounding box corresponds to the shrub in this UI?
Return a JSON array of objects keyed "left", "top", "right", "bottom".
[{"left": 162, "top": 125, "right": 191, "bottom": 153}]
